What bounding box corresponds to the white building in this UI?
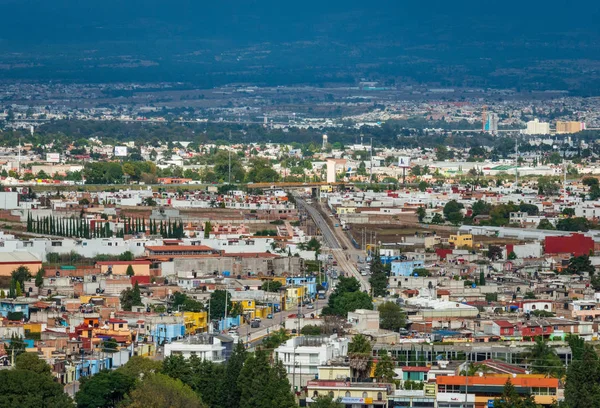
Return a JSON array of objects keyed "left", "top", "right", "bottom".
[
  {"left": 275, "top": 335, "right": 349, "bottom": 379},
  {"left": 163, "top": 334, "right": 226, "bottom": 363},
  {"left": 525, "top": 119, "right": 551, "bottom": 135}
]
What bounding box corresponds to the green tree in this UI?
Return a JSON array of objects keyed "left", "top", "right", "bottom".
[
  {"left": 0, "top": 369, "right": 73, "bottom": 408},
  {"left": 567, "top": 255, "right": 595, "bottom": 275},
  {"left": 15, "top": 352, "right": 51, "bottom": 375},
  {"left": 262, "top": 280, "right": 283, "bottom": 292},
  {"left": 15, "top": 281, "right": 22, "bottom": 297},
  {"left": 172, "top": 292, "right": 204, "bottom": 312},
  {"left": 416, "top": 206, "right": 426, "bottom": 222},
  {"left": 431, "top": 213, "right": 443, "bottom": 224},
  {"left": 564, "top": 341, "right": 600, "bottom": 408},
  {"left": 120, "top": 283, "right": 143, "bottom": 311},
  {"left": 116, "top": 356, "right": 162, "bottom": 380},
  {"left": 238, "top": 349, "right": 296, "bottom": 408},
  {"left": 310, "top": 395, "right": 344, "bottom": 408},
  {"left": 204, "top": 221, "right": 212, "bottom": 239},
  {"left": 11, "top": 265, "right": 31, "bottom": 289},
  {"left": 562, "top": 208, "right": 576, "bottom": 217},
  {"left": 301, "top": 325, "right": 323, "bottom": 336},
  {"left": 526, "top": 337, "right": 564, "bottom": 379},
  {"left": 369, "top": 253, "right": 388, "bottom": 297},
  {"left": 76, "top": 370, "right": 136, "bottom": 408},
  {"left": 126, "top": 265, "right": 135, "bottom": 277},
  {"left": 537, "top": 219, "right": 555, "bottom": 230},
  {"left": 123, "top": 373, "right": 206, "bottom": 408},
  {"left": 348, "top": 334, "right": 372, "bottom": 379},
  {"left": 35, "top": 268, "right": 45, "bottom": 287},
  {"left": 221, "top": 341, "right": 247, "bottom": 408},
  {"left": 324, "top": 276, "right": 372, "bottom": 316},
  {"left": 507, "top": 251, "right": 517, "bottom": 260},
  {"left": 209, "top": 289, "right": 233, "bottom": 320},
  {"left": 556, "top": 217, "right": 590, "bottom": 232},
  {"left": 378, "top": 302, "right": 406, "bottom": 331},
  {"left": 493, "top": 379, "right": 540, "bottom": 408},
  {"left": 374, "top": 353, "right": 396, "bottom": 383}
]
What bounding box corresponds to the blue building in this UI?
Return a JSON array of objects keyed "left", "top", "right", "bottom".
[
  {"left": 0, "top": 300, "right": 31, "bottom": 319},
  {"left": 286, "top": 276, "right": 317, "bottom": 298},
  {"left": 150, "top": 322, "right": 185, "bottom": 344},
  {"left": 390, "top": 260, "right": 425, "bottom": 277}
]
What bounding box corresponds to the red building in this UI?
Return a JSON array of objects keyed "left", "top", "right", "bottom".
[{"left": 544, "top": 233, "right": 594, "bottom": 256}]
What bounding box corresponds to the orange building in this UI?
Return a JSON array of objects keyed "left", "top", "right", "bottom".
[{"left": 436, "top": 374, "right": 559, "bottom": 407}]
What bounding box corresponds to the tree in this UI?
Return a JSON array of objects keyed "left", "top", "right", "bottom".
[
  {"left": 562, "top": 208, "right": 576, "bottom": 217},
  {"left": 209, "top": 289, "right": 233, "bottom": 320},
  {"left": 324, "top": 276, "right": 372, "bottom": 317},
  {"left": 369, "top": 253, "right": 388, "bottom": 297},
  {"left": 102, "top": 337, "right": 119, "bottom": 353},
  {"left": 487, "top": 245, "right": 503, "bottom": 261},
  {"left": 378, "top": 302, "right": 406, "bottom": 331},
  {"left": 126, "top": 265, "right": 135, "bottom": 277},
  {"left": 472, "top": 200, "right": 492, "bottom": 217},
  {"left": 76, "top": 370, "right": 136, "bottom": 408},
  {"left": 0, "top": 369, "right": 73, "bottom": 408},
  {"left": 301, "top": 325, "right": 323, "bottom": 336},
  {"left": 493, "top": 379, "right": 540, "bottom": 408},
  {"left": 15, "top": 281, "right": 22, "bottom": 297},
  {"left": 11, "top": 265, "right": 31, "bottom": 289},
  {"left": 262, "top": 280, "right": 283, "bottom": 293},
  {"left": 348, "top": 334, "right": 372, "bottom": 379},
  {"left": 310, "top": 395, "right": 344, "bottom": 408},
  {"left": 537, "top": 219, "right": 555, "bottom": 230},
  {"left": 238, "top": 349, "right": 296, "bottom": 408},
  {"left": 537, "top": 176, "right": 560, "bottom": 196},
  {"left": 116, "top": 356, "right": 162, "bottom": 380},
  {"left": 15, "top": 352, "right": 51, "bottom": 375},
  {"left": 120, "top": 283, "right": 143, "bottom": 311},
  {"left": 565, "top": 342, "right": 600, "bottom": 408},
  {"left": 526, "top": 337, "right": 564, "bottom": 379},
  {"left": 204, "top": 221, "right": 212, "bottom": 239},
  {"left": 221, "top": 341, "right": 247, "bottom": 408},
  {"left": 123, "top": 373, "right": 206, "bottom": 408},
  {"left": 443, "top": 200, "right": 464, "bottom": 223},
  {"left": 479, "top": 270, "right": 486, "bottom": 285},
  {"left": 507, "top": 251, "right": 517, "bottom": 260},
  {"left": 374, "top": 354, "right": 396, "bottom": 383},
  {"left": 556, "top": 217, "right": 590, "bottom": 232},
  {"left": 172, "top": 292, "right": 204, "bottom": 312},
  {"left": 567, "top": 255, "right": 595, "bottom": 275},
  {"left": 431, "top": 213, "right": 443, "bottom": 224},
  {"left": 416, "top": 206, "right": 426, "bottom": 222},
  {"left": 35, "top": 268, "right": 45, "bottom": 287},
  {"left": 436, "top": 145, "right": 450, "bottom": 161}
]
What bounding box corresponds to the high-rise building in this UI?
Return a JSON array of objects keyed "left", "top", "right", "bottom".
[
  {"left": 484, "top": 112, "right": 499, "bottom": 134},
  {"left": 556, "top": 121, "right": 585, "bottom": 134},
  {"left": 525, "top": 119, "right": 550, "bottom": 135}
]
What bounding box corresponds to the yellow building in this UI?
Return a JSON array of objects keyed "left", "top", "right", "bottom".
[
  {"left": 320, "top": 185, "right": 333, "bottom": 193},
  {"left": 556, "top": 121, "right": 583, "bottom": 134},
  {"left": 336, "top": 206, "right": 356, "bottom": 215},
  {"left": 232, "top": 300, "right": 257, "bottom": 320},
  {"left": 308, "top": 367, "right": 392, "bottom": 407},
  {"left": 285, "top": 285, "right": 306, "bottom": 310},
  {"left": 448, "top": 233, "right": 473, "bottom": 248},
  {"left": 182, "top": 311, "right": 208, "bottom": 334}
]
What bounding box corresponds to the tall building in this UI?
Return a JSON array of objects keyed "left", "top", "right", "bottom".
[
  {"left": 525, "top": 119, "right": 550, "bottom": 135},
  {"left": 556, "top": 121, "right": 585, "bottom": 134},
  {"left": 484, "top": 112, "right": 499, "bottom": 134}
]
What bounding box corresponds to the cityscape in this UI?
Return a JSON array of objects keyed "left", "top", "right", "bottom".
[{"left": 2, "top": 1, "right": 600, "bottom": 408}]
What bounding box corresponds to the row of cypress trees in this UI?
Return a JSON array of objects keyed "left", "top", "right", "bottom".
[{"left": 26, "top": 213, "right": 185, "bottom": 239}]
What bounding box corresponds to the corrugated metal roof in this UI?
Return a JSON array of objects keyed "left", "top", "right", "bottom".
[{"left": 0, "top": 251, "right": 41, "bottom": 263}]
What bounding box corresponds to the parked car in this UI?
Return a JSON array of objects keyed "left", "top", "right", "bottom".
[
  {"left": 250, "top": 321, "right": 260, "bottom": 328},
  {"left": 267, "top": 314, "right": 273, "bottom": 319},
  {"left": 307, "top": 304, "right": 314, "bottom": 309}
]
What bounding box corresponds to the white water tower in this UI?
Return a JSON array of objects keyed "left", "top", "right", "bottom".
[{"left": 322, "top": 134, "right": 328, "bottom": 150}]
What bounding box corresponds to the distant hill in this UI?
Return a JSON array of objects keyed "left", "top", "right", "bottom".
[{"left": 0, "top": 0, "right": 599, "bottom": 92}]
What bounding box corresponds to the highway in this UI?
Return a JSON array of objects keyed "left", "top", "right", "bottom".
[{"left": 295, "top": 195, "right": 370, "bottom": 292}]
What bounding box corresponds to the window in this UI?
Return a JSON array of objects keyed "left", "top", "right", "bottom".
[
  {"left": 362, "top": 392, "right": 368, "bottom": 398},
  {"left": 328, "top": 392, "right": 334, "bottom": 398},
  {"left": 377, "top": 392, "right": 383, "bottom": 401},
  {"left": 51, "top": 241, "right": 62, "bottom": 247},
  {"left": 345, "top": 391, "right": 351, "bottom": 397}
]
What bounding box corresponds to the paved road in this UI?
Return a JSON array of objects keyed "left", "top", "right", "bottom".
[{"left": 295, "top": 195, "right": 370, "bottom": 292}]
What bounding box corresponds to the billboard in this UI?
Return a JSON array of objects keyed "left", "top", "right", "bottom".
[
  {"left": 114, "top": 146, "right": 128, "bottom": 157},
  {"left": 398, "top": 156, "right": 411, "bottom": 167},
  {"left": 46, "top": 153, "right": 60, "bottom": 163}
]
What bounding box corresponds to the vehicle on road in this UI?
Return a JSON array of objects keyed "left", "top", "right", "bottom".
[
  {"left": 250, "top": 321, "right": 260, "bottom": 328},
  {"left": 317, "top": 290, "right": 326, "bottom": 299},
  {"left": 307, "top": 304, "right": 314, "bottom": 309},
  {"left": 253, "top": 317, "right": 261, "bottom": 322},
  {"left": 267, "top": 314, "right": 273, "bottom": 319}
]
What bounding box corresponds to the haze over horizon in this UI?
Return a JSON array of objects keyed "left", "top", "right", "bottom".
[{"left": 0, "top": 0, "right": 599, "bottom": 92}]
